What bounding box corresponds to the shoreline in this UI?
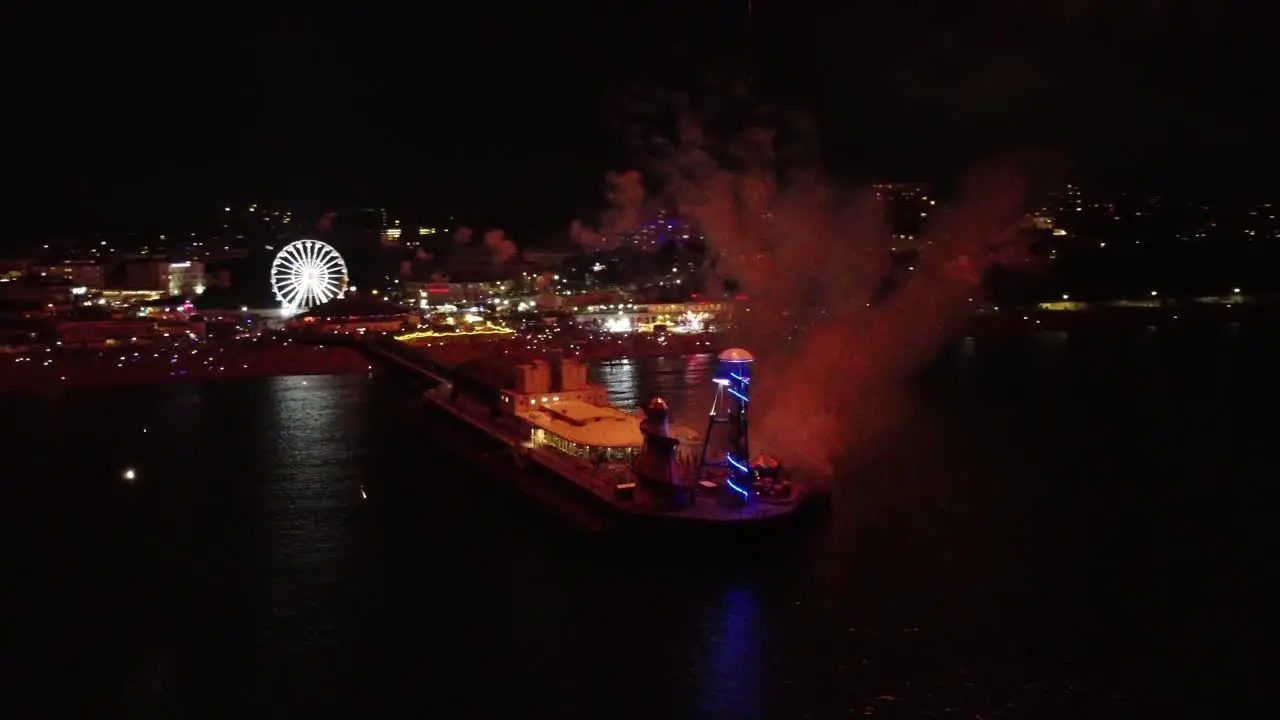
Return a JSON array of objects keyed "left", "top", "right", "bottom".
[
  {"left": 0, "top": 340, "right": 371, "bottom": 394},
  {"left": 0, "top": 334, "right": 724, "bottom": 394},
  {"left": 965, "top": 301, "right": 1274, "bottom": 336},
  {"left": 5, "top": 305, "right": 1271, "bottom": 394},
  {"left": 398, "top": 332, "right": 723, "bottom": 368}
]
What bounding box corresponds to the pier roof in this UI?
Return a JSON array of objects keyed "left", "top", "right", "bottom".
[
  {"left": 518, "top": 399, "right": 701, "bottom": 449},
  {"left": 520, "top": 400, "right": 643, "bottom": 448}
]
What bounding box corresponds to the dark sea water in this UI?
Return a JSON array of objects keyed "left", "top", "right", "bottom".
[{"left": 2, "top": 326, "right": 1271, "bottom": 718}]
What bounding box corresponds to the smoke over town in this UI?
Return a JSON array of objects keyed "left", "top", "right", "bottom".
[
  {"left": 568, "top": 219, "right": 606, "bottom": 251},
  {"left": 592, "top": 89, "right": 1043, "bottom": 479},
  {"left": 569, "top": 170, "right": 649, "bottom": 252},
  {"left": 482, "top": 229, "right": 519, "bottom": 263}
]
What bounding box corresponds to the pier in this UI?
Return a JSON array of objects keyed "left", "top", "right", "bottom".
[
  {"left": 361, "top": 337, "right": 820, "bottom": 530},
  {"left": 360, "top": 337, "right": 453, "bottom": 384}
]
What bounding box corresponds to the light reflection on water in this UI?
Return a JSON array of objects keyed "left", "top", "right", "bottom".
[
  {"left": 261, "top": 376, "right": 362, "bottom": 657},
  {"left": 589, "top": 354, "right": 716, "bottom": 426},
  {"left": 696, "top": 584, "right": 765, "bottom": 719}
]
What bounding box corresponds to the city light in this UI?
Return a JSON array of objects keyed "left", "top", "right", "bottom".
[
  {"left": 604, "top": 316, "right": 632, "bottom": 333},
  {"left": 394, "top": 325, "right": 515, "bottom": 341},
  {"left": 678, "top": 311, "right": 709, "bottom": 332}
]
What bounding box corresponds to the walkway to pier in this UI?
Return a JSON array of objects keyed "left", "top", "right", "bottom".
[{"left": 360, "top": 338, "right": 452, "bottom": 384}]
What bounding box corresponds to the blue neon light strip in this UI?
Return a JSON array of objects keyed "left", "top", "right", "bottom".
[
  {"left": 728, "top": 388, "right": 749, "bottom": 403},
  {"left": 731, "top": 373, "right": 750, "bottom": 384},
  {"left": 724, "top": 455, "right": 751, "bottom": 498}
]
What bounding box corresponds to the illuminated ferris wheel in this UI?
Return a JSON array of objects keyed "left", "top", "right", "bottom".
[{"left": 270, "top": 239, "right": 349, "bottom": 312}]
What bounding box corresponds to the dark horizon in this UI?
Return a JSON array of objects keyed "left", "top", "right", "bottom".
[{"left": 3, "top": 3, "right": 1277, "bottom": 242}]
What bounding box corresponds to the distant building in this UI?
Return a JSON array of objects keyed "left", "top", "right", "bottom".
[
  {"left": 105, "top": 260, "right": 206, "bottom": 295},
  {"left": 571, "top": 300, "right": 734, "bottom": 332},
  {"left": 405, "top": 271, "right": 517, "bottom": 306},
  {"left": 286, "top": 296, "right": 418, "bottom": 335},
  {"left": 29, "top": 261, "right": 105, "bottom": 291},
  {"left": 166, "top": 261, "right": 207, "bottom": 295},
  {"left": 615, "top": 211, "right": 699, "bottom": 251}
]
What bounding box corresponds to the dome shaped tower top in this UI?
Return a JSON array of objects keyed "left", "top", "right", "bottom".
[{"left": 717, "top": 348, "right": 755, "bottom": 363}]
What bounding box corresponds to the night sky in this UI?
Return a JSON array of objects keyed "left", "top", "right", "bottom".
[{"left": 4, "top": 2, "right": 1277, "bottom": 241}]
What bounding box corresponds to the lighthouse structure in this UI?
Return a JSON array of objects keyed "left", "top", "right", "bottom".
[
  {"left": 634, "top": 397, "right": 691, "bottom": 508},
  {"left": 695, "top": 347, "right": 756, "bottom": 503}
]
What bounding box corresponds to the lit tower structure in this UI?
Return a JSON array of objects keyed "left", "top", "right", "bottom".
[
  {"left": 696, "top": 348, "right": 755, "bottom": 502},
  {"left": 635, "top": 397, "right": 689, "bottom": 508}
]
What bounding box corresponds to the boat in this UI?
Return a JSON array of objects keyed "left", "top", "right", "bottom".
[{"left": 372, "top": 339, "right": 823, "bottom": 533}]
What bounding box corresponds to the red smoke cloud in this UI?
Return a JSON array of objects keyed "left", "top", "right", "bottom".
[
  {"left": 601, "top": 92, "right": 1045, "bottom": 479},
  {"left": 482, "top": 229, "right": 519, "bottom": 263},
  {"left": 568, "top": 218, "right": 607, "bottom": 251},
  {"left": 569, "top": 169, "right": 651, "bottom": 252}
]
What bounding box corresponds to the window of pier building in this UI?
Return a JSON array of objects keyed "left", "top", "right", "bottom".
[{"left": 529, "top": 427, "right": 637, "bottom": 463}]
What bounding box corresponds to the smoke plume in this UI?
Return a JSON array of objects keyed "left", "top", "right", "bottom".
[
  {"left": 568, "top": 218, "right": 608, "bottom": 251},
  {"left": 615, "top": 90, "right": 1043, "bottom": 480},
  {"left": 453, "top": 226, "right": 473, "bottom": 245},
  {"left": 482, "top": 229, "right": 519, "bottom": 263},
  {"left": 570, "top": 169, "right": 653, "bottom": 252},
  {"left": 601, "top": 169, "right": 646, "bottom": 237}
]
